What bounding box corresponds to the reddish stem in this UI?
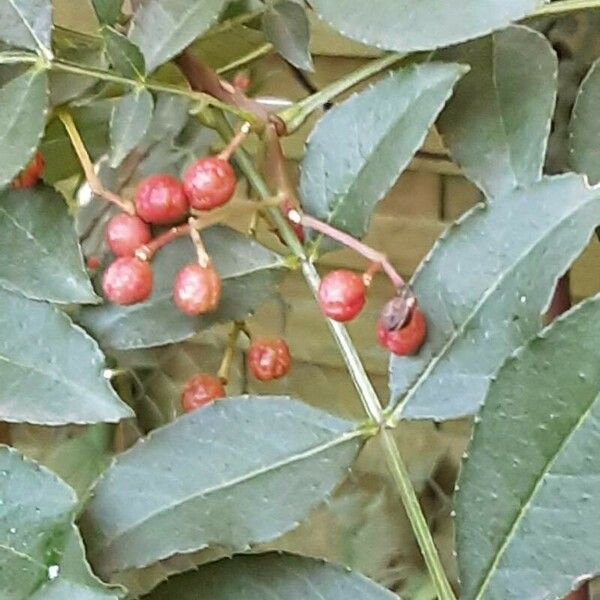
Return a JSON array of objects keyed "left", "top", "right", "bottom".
[
  {"left": 289, "top": 210, "right": 408, "bottom": 293},
  {"left": 218, "top": 122, "right": 251, "bottom": 161},
  {"left": 135, "top": 224, "right": 190, "bottom": 261},
  {"left": 188, "top": 217, "right": 211, "bottom": 267}
]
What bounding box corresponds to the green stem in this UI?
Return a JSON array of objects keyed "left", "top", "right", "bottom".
[
  {"left": 205, "top": 8, "right": 264, "bottom": 37},
  {"left": 217, "top": 43, "right": 273, "bottom": 75},
  {"left": 213, "top": 112, "right": 455, "bottom": 600},
  {"left": 0, "top": 51, "right": 262, "bottom": 127},
  {"left": 278, "top": 52, "right": 406, "bottom": 133},
  {"left": 381, "top": 429, "right": 456, "bottom": 600},
  {"left": 528, "top": 0, "right": 600, "bottom": 17}
]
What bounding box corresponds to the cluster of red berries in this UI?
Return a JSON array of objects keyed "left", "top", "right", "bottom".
[
  {"left": 181, "top": 337, "right": 291, "bottom": 413},
  {"left": 317, "top": 269, "right": 427, "bottom": 356},
  {"left": 102, "top": 155, "right": 237, "bottom": 312}
]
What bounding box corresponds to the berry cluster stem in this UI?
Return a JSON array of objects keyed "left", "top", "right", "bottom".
[
  {"left": 58, "top": 110, "right": 135, "bottom": 215},
  {"left": 188, "top": 217, "right": 211, "bottom": 267},
  {"left": 289, "top": 210, "right": 408, "bottom": 293},
  {"left": 218, "top": 122, "right": 251, "bottom": 161},
  {"left": 135, "top": 224, "right": 190, "bottom": 261},
  {"left": 218, "top": 322, "right": 244, "bottom": 384},
  {"left": 209, "top": 113, "right": 455, "bottom": 600},
  {"left": 174, "top": 44, "right": 455, "bottom": 595}
]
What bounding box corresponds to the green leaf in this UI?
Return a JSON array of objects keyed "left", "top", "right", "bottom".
[
  {"left": 569, "top": 57, "right": 600, "bottom": 185},
  {"left": 263, "top": 1, "right": 313, "bottom": 71},
  {"left": 78, "top": 228, "right": 283, "bottom": 350},
  {"left": 437, "top": 26, "right": 558, "bottom": 198},
  {"left": 109, "top": 88, "right": 154, "bottom": 167},
  {"left": 0, "top": 288, "right": 133, "bottom": 425},
  {"left": 0, "top": 0, "right": 52, "bottom": 56},
  {"left": 82, "top": 397, "right": 363, "bottom": 574},
  {"left": 0, "top": 446, "right": 123, "bottom": 599},
  {"left": 102, "top": 26, "right": 145, "bottom": 79},
  {"left": 142, "top": 553, "right": 397, "bottom": 599},
  {"left": 129, "top": 0, "right": 229, "bottom": 73},
  {"left": 391, "top": 174, "right": 600, "bottom": 421},
  {"left": 92, "top": 0, "right": 122, "bottom": 25},
  {"left": 49, "top": 30, "right": 108, "bottom": 106},
  {"left": 456, "top": 295, "right": 600, "bottom": 600},
  {"left": 189, "top": 23, "right": 266, "bottom": 72},
  {"left": 143, "top": 93, "right": 189, "bottom": 144},
  {"left": 11, "top": 424, "right": 113, "bottom": 502},
  {"left": 0, "top": 186, "right": 98, "bottom": 304},
  {"left": 299, "top": 63, "right": 466, "bottom": 238},
  {"left": 308, "top": 0, "right": 544, "bottom": 53},
  {"left": 0, "top": 67, "right": 48, "bottom": 188}
]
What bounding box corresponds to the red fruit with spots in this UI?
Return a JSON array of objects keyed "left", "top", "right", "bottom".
[
  {"left": 181, "top": 374, "right": 225, "bottom": 413},
  {"left": 182, "top": 157, "right": 236, "bottom": 211},
  {"left": 173, "top": 263, "right": 221, "bottom": 316},
  {"left": 102, "top": 257, "right": 152, "bottom": 305},
  {"left": 248, "top": 338, "right": 291, "bottom": 381},
  {"left": 105, "top": 213, "right": 152, "bottom": 257},
  {"left": 318, "top": 270, "right": 366, "bottom": 322},
  {"left": 12, "top": 151, "right": 44, "bottom": 189},
  {"left": 377, "top": 306, "right": 427, "bottom": 356},
  {"left": 134, "top": 174, "right": 188, "bottom": 225}
]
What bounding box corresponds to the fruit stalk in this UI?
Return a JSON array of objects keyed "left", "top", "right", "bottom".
[
  {"left": 289, "top": 210, "right": 408, "bottom": 293},
  {"left": 214, "top": 116, "right": 455, "bottom": 600},
  {"left": 58, "top": 110, "right": 135, "bottom": 215},
  {"left": 218, "top": 322, "right": 244, "bottom": 384}
]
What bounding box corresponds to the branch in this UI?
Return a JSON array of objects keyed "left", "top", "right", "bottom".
[
  {"left": 212, "top": 113, "right": 456, "bottom": 600},
  {"left": 58, "top": 110, "right": 135, "bottom": 214},
  {"left": 277, "top": 52, "right": 407, "bottom": 133},
  {"left": 289, "top": 211, "right": 408, "bottom": 292},
  {"left": 175, "top": 51, "right": 285, "bottom": 133}
]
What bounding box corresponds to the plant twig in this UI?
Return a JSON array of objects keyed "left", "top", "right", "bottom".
[
  {"left": 218, "top": 122, "right": 252, "bottom": 161},
  {"left": 218, "top": 322, "right": 244, "bottom": 384},
  {"left": 175, "top": 51, "right": 283, "bottom": 132},
  {"left": 289, "top": 211, "right": 408, "bottom": 292},
  {"left": 211, "top": 113, "right": 455, "bottom": 600},
  {"left": 188, "top": 217, "right": 211, "bottom": 267},
  {"left": 58, "top": 110, "right": 135, "bottom": 214},
  {"left": 278, "top": 52, "right": 406, "bottom": 133},
  {"left": 135, "top": 224, "right": 191, "bottom": 261}
]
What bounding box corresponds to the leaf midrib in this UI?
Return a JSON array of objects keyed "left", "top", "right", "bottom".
[
  {"left": 474, "top": 388, "right": 600, "bottom": 598},
  {"left": 394, "top": 192, "right": 598, "bottom": 417},
  {"left": 94, "top": 428, "right": 362, "bottom": 561},
  {"left": 7, "top": 0, "right": 49, "bottom": 55},
  {"left": 135, "top": 0, "right": 224, "bottom": 70}
]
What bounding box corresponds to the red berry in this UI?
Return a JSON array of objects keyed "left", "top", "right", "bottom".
[
  {"left": 134, "top": 175, "right": 188, "bottom": 225},
  {"left": 105, "top": 213, "right": 152, "bottom": 257},
  {"left": 102, "top": 257, "right": 152, "bottom": 305},
  {"left": 86, "top": 256, "right": 101, "bottom": 271},
  {"left": 12, "top": 151, "right": 44, "bottom": 189},
  {"left": 377, "top": 307, "right": 427, "bottom": 356},
  {"left": 318, "top": 270, "right": 366, "bottom": 322},
  {"left": 280, "top": 198, "right": 304, "bottom": 243},
  {"left": 173, "top": 263, "right": 221, "bottom": 316},
  {"left": 248, "top": 338, "right": 291, "bottom": 381},
  {"left": 181, "top": 373, "right": 225, "bottom": 413},
  {"left": 182, "top": 157, "right": 236, "bottom": 211}
]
